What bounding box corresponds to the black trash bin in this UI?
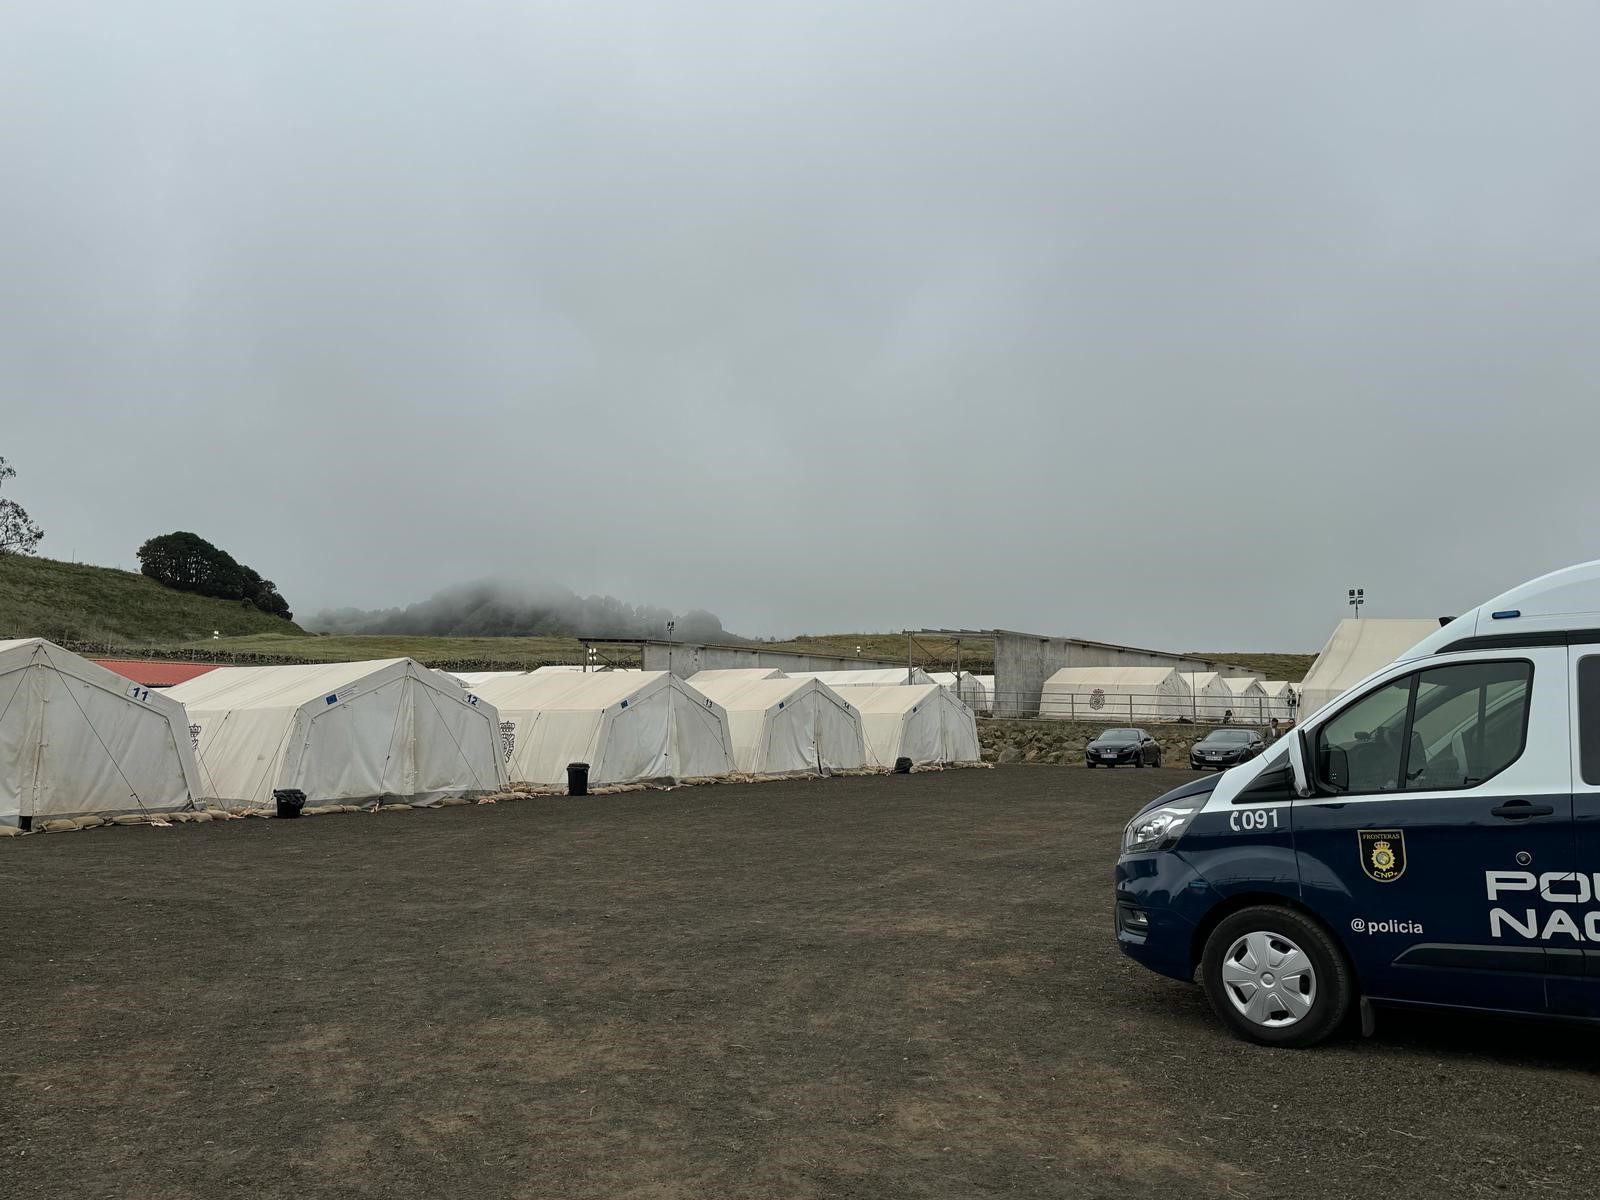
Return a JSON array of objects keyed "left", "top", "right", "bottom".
[
  {"left": 273, "top": 788, "right": 307, "bottom": 819},
  {"left": 893, "top": 756, "right": 913, "bottom": 774},
  {"left": 566, "top": 762, "right": 590, "bottom": 797}
]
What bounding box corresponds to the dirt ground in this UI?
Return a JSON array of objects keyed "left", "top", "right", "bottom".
[{"left": 5, "top": 768, "right": 1600, "bottom": 1199}]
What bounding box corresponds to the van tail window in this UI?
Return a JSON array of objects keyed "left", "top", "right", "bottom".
[{"left": 1579, "top": 657, "right": 1600, "bottom": 786}]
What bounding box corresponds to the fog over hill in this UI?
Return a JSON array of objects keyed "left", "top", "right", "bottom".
[{"left": 306, "top": 581, "right": 733, "bottom": 643}]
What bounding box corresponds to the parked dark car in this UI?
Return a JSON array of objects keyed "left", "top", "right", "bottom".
[
  {"left": 1085, "top": 728, "right": 1161, "bottom": 768},
  {"left": 1189, "top": 727, "right": 1265, "bottom": 771}
]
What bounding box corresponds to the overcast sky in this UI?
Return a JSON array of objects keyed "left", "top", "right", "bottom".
[{"left": 4, "top": 1, "right": 1599, "bottom": 651}]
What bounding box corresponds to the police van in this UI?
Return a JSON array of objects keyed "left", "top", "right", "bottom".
[{"left": 1115, "top": 561, "right": 1600, "bottom": 1046}]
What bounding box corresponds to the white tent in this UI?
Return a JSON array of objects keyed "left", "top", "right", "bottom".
[
  {"left": 1259, "top": 681, "right": 1298, "bottom": 721},
  {"left": 169, "top": 659, "right": 506, "bottom": 810},
  {"left": 1298, "top": 619, "right": 1444, "bottom": 718},
  {"left": 0, "top": 639, "right": 204, "bottom": 827},
  {"left": 1220, "top": 677, "right": 1269, "bottom": 724},
  {"left": 689, "top": 668, "right": 785, "bottom": 685},
  {"left": 832, "top": 683, "right": 979, "bottom": 767},
  {"left": 691, "top": 676, "right": 866, "bottom": 775},
  {"left": 452, "top": 670, "right": 526, "bottom": 688},
  {"left": 790, "top": 667, "right": 936, "bottom": 688},
  {"left": 531, "top": 665, "right": 636, "bottom": 674},
  {"left": 1039, "top": 667, "right": 1193, "bottom": 722},
  {"left": 1181, "top": 672, "right": 1237, "bottom": 722},
  {"left": 928, "top": 671, "right": 991, "bottom": 711},
  {"left": 471, "top": 670, "right": 735, "bottom": 788}
]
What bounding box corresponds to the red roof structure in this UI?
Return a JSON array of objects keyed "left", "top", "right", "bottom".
[{"left": 94, "top": 659, "right": 220, "bottom": 688}]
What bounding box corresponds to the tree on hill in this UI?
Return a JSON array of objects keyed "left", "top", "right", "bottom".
[
  {"left": 240, "top": 565, "right": 293, "bottom": 620},
  {"left": 137, "top": 531, "right": 293, "bottom": 620},
  {"left": 0, "top": 457, "right": 44, "bottom": 555}
]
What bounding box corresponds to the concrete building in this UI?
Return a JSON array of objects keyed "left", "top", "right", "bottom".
[{"left": 920, "top": 629, "right": 1269, "bottom": 718}]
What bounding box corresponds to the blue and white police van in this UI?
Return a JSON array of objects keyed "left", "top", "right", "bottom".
[{"left": 1115, "top": 561, "right": 1600, "bottom": 1046}]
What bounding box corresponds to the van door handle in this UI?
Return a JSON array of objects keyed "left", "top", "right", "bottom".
[{"left": 1491, "top": 801, "right": 1555, "bottom": 820}]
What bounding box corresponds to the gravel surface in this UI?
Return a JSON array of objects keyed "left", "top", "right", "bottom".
[{"left": 4, "top": 766, "right": 1599, "bottom": 1198}]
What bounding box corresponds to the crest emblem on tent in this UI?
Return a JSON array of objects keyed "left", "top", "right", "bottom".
[{"left": 1089, "top": 688, "right": 1106, "bottom": 711}]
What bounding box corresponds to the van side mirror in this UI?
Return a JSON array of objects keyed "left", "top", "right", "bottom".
[{"left": 1288, "top": 728, "right": 1313, "bottom": 798}]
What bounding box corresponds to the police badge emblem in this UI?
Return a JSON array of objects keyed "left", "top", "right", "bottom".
[{"left": 1358, "top": 829, "right": 1406, "bottom": 883}]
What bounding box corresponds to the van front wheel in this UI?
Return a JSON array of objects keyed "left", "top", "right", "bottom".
[{"left": 1200, "top": 906, "right": 1352, "bottom": 1048}]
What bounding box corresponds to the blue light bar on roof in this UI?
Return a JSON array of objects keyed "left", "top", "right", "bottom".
[{"left": 1491, "top": 610, "right": 1521, "bottom": 620}]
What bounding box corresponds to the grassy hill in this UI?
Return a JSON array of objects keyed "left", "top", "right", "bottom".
[
  {"left": 1198, "top": 652, "right": 1316, "bottom": 681},
  {"left": 763, "top": 635, "right": 1316, "bottom": 681},
  {"left": 162, "top": 631, "right": 610, "bottom": 669},
  {"left": 758, "top": 632, "right": 976, "bottom": 666},
  {"left": 0, "top": 555, "right": 308, "bottom": 645},
  {"left": 0, "top": 555, "right": 1318, "bottom": 680},
  {"left": 135, "top": 634, "right": 1314, "bottom": 680}
]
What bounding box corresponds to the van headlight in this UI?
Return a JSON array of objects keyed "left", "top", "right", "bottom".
[{"left": 1124, "top": 801, "right": 1204, "bottom": 853}]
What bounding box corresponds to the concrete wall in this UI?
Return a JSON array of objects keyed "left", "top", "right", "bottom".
[
  {"left": 639, "top": 642, "right": 907, "bottom": 679},
  {"left": 992, "top": 631, "right": 1260, "bottom": 718},
  {"left": 633, "top": 634, "right": 1260, "bottom": 703}
]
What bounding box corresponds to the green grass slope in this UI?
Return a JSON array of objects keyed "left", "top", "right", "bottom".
[
  {"left": 1197, "top": 652, "right": 1316, "bottom": 682},
  {"left": 0, "top": 554, "right": 1318, "bottom": 681},
  {"left": 166, "top": 631, "right": 607, "bottom": 669},
  {"left": 0, "top": 555, "right": 307, "bottom": 645}
]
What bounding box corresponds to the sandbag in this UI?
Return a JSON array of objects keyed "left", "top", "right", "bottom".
[
  {"left": 41, "top": 819, "right": 78, "bottom": 833},
  {"left": 0, "top": 825, "right": 24, "bottom": 838},
  {"left": 111, "top": 814, "right": 147, "bottom": 826},
  {"left": 74, "top": 815, "right": 106, "bottom": 830},
  {"left": 378, "top": 803, "right": 411, "bottom": 812}
]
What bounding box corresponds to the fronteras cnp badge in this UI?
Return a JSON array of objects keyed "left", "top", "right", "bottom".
[{"left": 1358, "top": 829, "right": 1406, "bottom": 883}]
